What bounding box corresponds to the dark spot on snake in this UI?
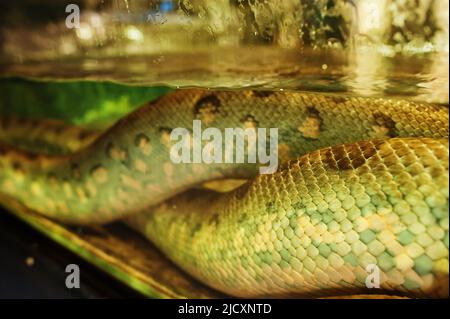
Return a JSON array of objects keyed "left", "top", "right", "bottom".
[
  {"left": 23, "top": 152, "right": 38, "bottom": 161},
  {"left": 0, "top": 147, "right": 6, "bottom": 156},
  {"left": 307, "top": 106, "right": 321, "bottom": 118},
  {"left": 134, "top": 133, "right": 152, "bottom": 155},
  {"left": 106, "top": 142, "right": 114, "bottom": 157},
  {"left": 158, "top": 127, "right": 172, "bottom": 134},
  {"left": 135, "top": 133, "right": 150, "bottom": 146},
  {"left": 373, "top": 112, "right": 398, "bottom": 137},
  {"left": 251, "top": 90, "right": 275, "bottom": 98},
  {"left": 333, "top": 145, "right": 346, "bottom": 160},
  {"left": 242, "top": 114, "right": 259, "bottom": 128},
  {"left": 190, "top": 222, "right": 202, "bottom": 237},
  {"left": 266, "top": 201, "right": 278, "bottom": 213},
  {"left": 347, "top": 144, "right": 363, "bottom": 159},
  {"left": 194, "top": 95, "right": 221, "bottom": 118},
  {"left": 321, "top": 145, "right": 357, "bottom": 170},
  {"left": 236, "top": 209, "right": 249, "bottom": 224},
  {"left": 106, "top": 142, "right": 130, "bottom": 167},
  {"left": 12, "top": 161, "right": 22, "bottom": 171},
  {"left": 52, "top": 125, "right": 64, "bottom": 135},
  {"left": 336, "top": 157, "right": 353, "bottom": 170},
  {"left": 61, "top": 177, "right": 70, "bottom": 185},
  {"left": 235, "top": 182, "right": 250, "bottom": 200},
  {"left": 351, "top": 155, "right": 366, "bottom": 169},
  {"left": 321, "top": 148, "right": 339, "bottom": 170},
  {"left": 14, "top": 117, "right": 26, "bottom": 126},
  {"left": 360, "top": 140, "right": 386, "bottom": 158},
  {"left": 294, "top": 155, "right": 310, "bottom": 170},
  {"left": 90, "top": 164, "right": 101, "bottom": 175},
  {"left": 90, "top": 164, "right": 109, "bottom": 185},
  {"left": 78, "top": 130, "right": 92, "bottom": 140},
  {"left": 208, "top": 211, "right": 220, "bottom": 226},
  {"left": 292, "top": 201, "right": 304, "bottom": 210},
  {"left": 71, "top": 164, "right": 81, "bottom": 179},
  {"left": 359, "top": 142, "right": 377, "bottom": 159},
  {"left": 0, "top": 118, "right": 9, "bottom": 128},
  {"left": 297, "top": 106, "right": 324, "bottom": 140},
  {"left": 329, "top": 95, "right": 347, "bottom": 104},
  {"left": 328, "top": 145, "right": 347, "bottom": 168},
  {"left": 324, "top": 141, "right": 388, "bottom": 171}
]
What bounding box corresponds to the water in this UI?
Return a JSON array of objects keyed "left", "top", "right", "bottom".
[
  {"left": 0, "top": 0, "right": 448, "bottom": 104},
  {"left": 2, "top": 48, "right": 448, "bottom": 105}
]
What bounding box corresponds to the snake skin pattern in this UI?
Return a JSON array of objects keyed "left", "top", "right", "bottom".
[
  {"left": 0, "top": 117, "right": 99, "bottom": 154},
  {"left": 0, "top": 89, "right": 448, "bottom": 298},
  {"left": 127, "top": 138, "right": 449, "bottom": 297}
]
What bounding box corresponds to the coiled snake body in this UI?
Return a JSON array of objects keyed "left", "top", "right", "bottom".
[{"left": 0, "top": 90, "right": 448, "bottom": 298}]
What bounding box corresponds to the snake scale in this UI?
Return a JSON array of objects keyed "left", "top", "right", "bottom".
[{"left": 0, "top": 89, "right": 448, "bottom": 298}]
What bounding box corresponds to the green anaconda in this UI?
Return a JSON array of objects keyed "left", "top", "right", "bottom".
[{"left": 0, "top": 89, "right": 448, "bottom": 298}]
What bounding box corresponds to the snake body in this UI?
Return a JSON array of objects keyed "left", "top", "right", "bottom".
[{"left": 0, "top": 89, "right": 448, "bottom": 297}]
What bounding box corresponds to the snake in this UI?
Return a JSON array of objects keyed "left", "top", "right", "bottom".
[{"left": 0, "top": 89, "right": 448, "bottom": 298}]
